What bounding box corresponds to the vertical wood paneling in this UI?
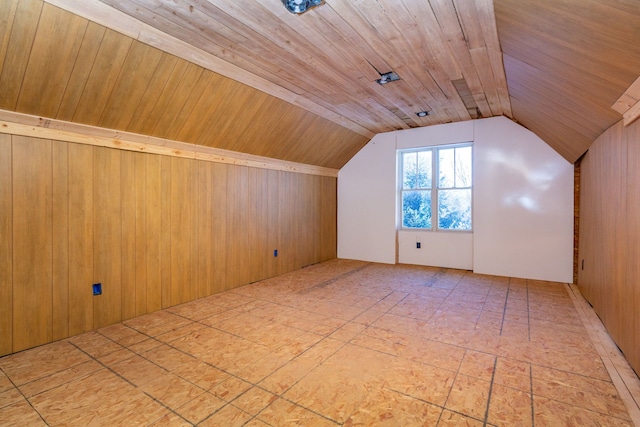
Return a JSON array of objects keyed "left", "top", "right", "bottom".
[
  {"left": 12, "top": 136, "right": 52, "bottom": 352},
  {"left": 578, "top": 119, "right": 640, "bottom": 376},
  {"left": 197, "top": 161, "right": 213, "bottom": 298},
  {"left": 134, "top": 153, "right": 147, "bottom": 316},
  {"left": 211, "top": 163, "right": 228, "bottom": 294},
  {"left": 170, "top": 157, "right": 194, "bottom": 305},
  {"left": 72, "top": 29, "right": 132, "bottom": 126},
  {"left": 0, "top": 0, "right": 42, "bottom": 111},
  {"left": 0, "top": 133, "right": 338, "bottom": 355},
  {"left": 51, "top": 140, "right": 69, "bottom": 341},
  {"left": 120, "top": 150, "right": 136, "bottom": 321},
  {"left": 68, "top": 143, "right": 93, "bottom": 336},
  {"left": 624, "top": 119, "right": 640, "bottom": 372},
  {"left": 93, "top": 146, "right": 122, "bottom": 329},
  {"left": 16, "top": 3, "right": 87, "bottom": 118},
  {"left": 321, "top": 176, "right": 337, "bottom": 262},
  {"left": 160, "top": 155, "right": 172, "bottom": 308},
  {"left": 267, "top": 170, "right": 280, "bottom": 279},
  {"left": 145, "top": 154, "right": 162, "bottom": 312},
  {"left": 0, "top": 134, "right": 12, "bottom": 355}
]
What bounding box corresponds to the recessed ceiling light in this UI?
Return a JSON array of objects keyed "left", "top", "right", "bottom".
[
  {"left": 377, "top": 71, "right": 400, "bottom": 85},
  {"left": 416, "top": 111, "right": 429, "bottom": 117},
  {"left": 282, "top": 0, "right": 324, "bottom": 14}
]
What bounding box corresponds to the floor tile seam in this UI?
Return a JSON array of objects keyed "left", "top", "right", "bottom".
[
  {"left": 482, "top": 358, "right": 499, "bottom": 426},
  {"left": 253, "top": 393, "right": 342, "bottom": 426},
  {"left": 525, "top": 281, "right": 532, "bottom": 342},
  {"left": 383, "top": 386, "right": 487, "bottom": 425},
  {"left": 15, "top": 360, "right": 103, "bottom": 400},
  {"left": 530, "top": 386, "right": 633, "bottom": 421},
  {"left": 498, "top": 279, "right": 511, "bottom": 336}
]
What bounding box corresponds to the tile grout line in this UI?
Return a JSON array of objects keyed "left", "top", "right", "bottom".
[
  {"left": 529, "top": 364, "right": 535, "bottom": 427},
  {"left": 482, "top": 358, "right": 498, "bottom": 427},
  {"left": 566, "top": 284, "right": 640, "bottom": 427}
]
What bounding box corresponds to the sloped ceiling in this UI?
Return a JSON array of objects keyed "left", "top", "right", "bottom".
[{"left": 1, "top": 0, "right": 639, "bottom": 168}]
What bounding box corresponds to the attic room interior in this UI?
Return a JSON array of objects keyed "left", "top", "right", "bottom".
[{"left": 1, "top": 0, "right": 640, "bottom": 425}]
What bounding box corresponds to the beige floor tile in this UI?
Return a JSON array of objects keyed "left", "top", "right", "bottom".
[
  {"left": 210, "top": 376, "right": 253, "bottom": 402},
  {"left": 111, "top": 355, "right": 167, "bottom": 387},
  {"left": 437, "top": 409, "right": 484, "bottom": 426},
  {"left": 98, "top": 323, "right": 149, "bottom": 347},
  {"left": 384, "top": 358, "right": 456, "bottom": 406},
  {"left": 0, "top": 260, "right": 637, "bottom": 425},
  {"left": 0, "top": 341, "right": 91, "bottom": 386},
  {"left": 533, "top": 396, "right": 633, "bottom": 426},
  {"left": 231, "top": 386, "right": 278, "bottom": 415},
  {"left": 345, "top": 388, "right": 442, "bottom": 426},
  {"left": 487, "top": 384, "right": 532, "bottom": 427},
  {"left": 0, "top": 398, "right": 47, "bottom": 426},
  {"left": 458, "top": 350, "right": 496, "bottom": 382},
  {"left": 29, "top": 368, "right": 168, "bottom": 426},
  {"left": 140, "top": 371, "right": 206, "bottom": 409},
  {"left": 18, "top": 359, "right": 102, "bottom": 398},
  {"left": 174, "top": 391, "right": 226, "bottom": 424},
  {"left": 444, "top": 374, "right": 491, "bottom": 420},
  {"left": 67, "top": 331, "right": 124, "bottom": 358},
  {"left": 0, "top": 387, "right": 23, "bottom": 409},
  {"left": 532, "top": 365, "right": 630, "bottom": 420},
  {"left": 198, "top": 403, "right": 253, "bottom": 427},
  {"left": 257, "top": 397, "right": 338, "bottom": 426}
]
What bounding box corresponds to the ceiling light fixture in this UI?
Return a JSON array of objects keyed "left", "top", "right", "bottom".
[
  {"left": 376, "top": 71, "right": 400, "bottom": 85},
  {"left": 416, "top": 111, "right": 430, "bottom": 117},
  {"left": 282, "top": 0, "right": 324, "bottom": 14}
]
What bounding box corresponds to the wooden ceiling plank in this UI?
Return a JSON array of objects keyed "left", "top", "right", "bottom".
[
  {"left": 0, "top": 0, "right": 43, "bottom": 111},
  {"left": 125, "top": 53, "right": 180, "bottom": 134},
  {"left": 0, "top": 0, "right": 20, "bottom": 73},
  {"left": 623, "top": 99, "right": 640, "bottom": 127},
  {"left": 56, "top": 22, "right": 107, "bottom": 121},
  {"left": 470, "top": 47, "right": 502, "bottom": 116},
  {"left": 47, "top": 0, "right": 374, "bottom": 137},
  {"left": 72, "top": 29, "right": 133, "bottom": 126},
  {"left": 16, "top": 3, "right": 88, "bottom": 118},
  {"left": 98, "top": 41, "right": 164, "bottom": 130},
  {"left": 429, "top": 0, "right": 493, "bottom": 118}
]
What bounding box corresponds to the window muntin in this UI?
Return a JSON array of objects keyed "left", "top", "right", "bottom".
[{"left": 400, "top": 144, "right": 472, "bottom": 231}]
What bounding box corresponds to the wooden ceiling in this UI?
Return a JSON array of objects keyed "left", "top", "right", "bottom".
[{"left": 1, "top": 0, "right": 638, "bottom": 168}]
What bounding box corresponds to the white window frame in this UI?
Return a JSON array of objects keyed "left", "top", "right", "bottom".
[{"left": 398, "top": 143, "right": 473, "bottom": 232}]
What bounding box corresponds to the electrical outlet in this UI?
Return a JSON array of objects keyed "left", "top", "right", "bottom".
[
  {"left": 416, "top": 242, "right": 421, "bottom": 249},
  {"left": 92, "top": 283, "right": 102, "bottom": 296},
  {"left": 274, "top": 249, "right": 278, "bottom": 257}
]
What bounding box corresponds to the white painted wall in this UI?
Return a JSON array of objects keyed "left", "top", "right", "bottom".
[
  {"left": 337, "top": 132, "right": 397, "bottom": 264},
  {"left": 338, "top": 116, "right": 574, "bottom": 283},
  {"left": 472, "top": 118, "right": 574, "bottom": 282}
]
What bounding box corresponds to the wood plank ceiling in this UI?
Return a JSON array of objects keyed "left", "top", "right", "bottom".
[{"left": 1, "top": 0, "right": 639, "bottom": 167}]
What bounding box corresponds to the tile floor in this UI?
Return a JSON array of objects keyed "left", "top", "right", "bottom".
[{"left": 1, "top": 260, "right": 639, "bottom": 426}]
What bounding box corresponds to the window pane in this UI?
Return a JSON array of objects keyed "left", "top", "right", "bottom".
[
  {"left": 402, "top": 190, "right": 431, "bottom": 228},
  {"left": 438, "top": 148, "right": 454, "bottom": 188},
  {"left": 438, "top": 189, "right": 471, "bottom": 230},
  {"left": 402, "top": 152, "right": 417, "bottom": 189},
  {"left": 416, "top": 151, "right": 432, "bottom": 189},
  {"left": 455, "top": 146, "right": 472, "bottom": 187}
]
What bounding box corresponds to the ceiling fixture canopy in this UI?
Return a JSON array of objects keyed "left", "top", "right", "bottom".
[
  {"left": 377, "top": 71, "right": 401, "bottom": 85},
  {"left": 416, "top": 111, "right": 430, "bottom": 117},
  {"left": 282, "top": 0, "right": 324, "bottom": 14}
]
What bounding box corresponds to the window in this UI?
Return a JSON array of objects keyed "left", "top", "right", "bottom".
[{"left": 400, "top": 144, "right": 472, "bottom": 231}]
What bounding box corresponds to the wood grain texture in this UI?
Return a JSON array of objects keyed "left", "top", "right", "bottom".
[
  {"left": 51, "top": 140, "right": 69, "bottom": 341},
  {"left": 93, "top": 146, "right": 122, "bottom": 329},
  {"left": 2, "top": 130, "right": 338, "bottom": 355},
  {"left": 12, "top": 136, "right": 52, "bottom": 352},
  {"left": 0, "top": 134, "right": 12, "bottom": 356},
  {"left": 578, "top": 119, "right": 640, "bottom": 376},
  {"left": 68, "top": 143, "right": 93, "bottom": 336}
]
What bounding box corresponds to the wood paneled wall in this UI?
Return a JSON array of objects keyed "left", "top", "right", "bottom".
[
  {"left": 578, "top": 119, "right": 640, "bottom": 376},
  {"left": 0, "top": 133, "right": 337, "bottom": 356}
]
